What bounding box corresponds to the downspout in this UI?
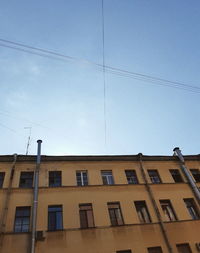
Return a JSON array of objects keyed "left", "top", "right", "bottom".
[
  {"left": 31, "top": 140, "right": 42, "bottom": 253},
  {"left": 173, "top": 147, "right": 200, "bottom": 205},
  {"left": 138, "top": 153, "right": 174, "bottom": 253},
  {"left": 0, "top": 153, "right": 17, "bottom": 247}
]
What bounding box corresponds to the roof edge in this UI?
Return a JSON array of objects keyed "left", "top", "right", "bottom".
[{"left": 0, "top": 154, "right": 200, "bottom": 162}]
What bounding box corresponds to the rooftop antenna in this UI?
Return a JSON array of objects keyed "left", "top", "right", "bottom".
[{"left": 24, "top": 127, "right": 32, "bottom": 155}]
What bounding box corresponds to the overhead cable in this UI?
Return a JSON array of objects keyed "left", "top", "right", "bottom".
[{"left": 0, "top": 38, "right": 200, "bottom": 93}]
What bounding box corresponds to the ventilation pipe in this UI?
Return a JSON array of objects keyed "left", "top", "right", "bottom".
[
  {"left": 31, "top": 140, "right": 42, "bottom": 253},
  {"left": 0, "top": 153, "right": 17, "bottom": 248},
  {"left": 138, "top": 153, "right": 174, "bottom": 253},
  {"left": 173, "top": 147, "right": 200, "bottom": 205}
]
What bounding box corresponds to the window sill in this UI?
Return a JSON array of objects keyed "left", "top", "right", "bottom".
[{"left": 47, "top": 229, "right": 64, "bottom": 232}]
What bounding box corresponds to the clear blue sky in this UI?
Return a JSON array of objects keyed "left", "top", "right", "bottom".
[{"left": 1, "top": 0, "right": 200, "bottom": 156}]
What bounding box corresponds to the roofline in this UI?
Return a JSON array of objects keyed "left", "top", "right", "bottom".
[{"left": 0, "top": 154, "right": 200, "bottom": 162}]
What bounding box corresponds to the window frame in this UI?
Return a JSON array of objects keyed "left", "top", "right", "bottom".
[
  {"left": 19, "top": 171, "right": 34, "bottom": 188},
  {"left": 76, "top": 170, "right": 88, "bottom": 186},
  {"left": 147, "top": 246, "right": 163, "bottom": 253},
  {"left": 107, "top": 202, "right": 124, "bottom": 226},
  {"left": 159, "top": 199, "right": 177, "bottom": 221},
  {"left": 48, "top": 205, "right": 63, "bottom": 231},
  {"left": 148, "top": 170, "right": 162, "bottom": 184},
  {"left": 169, "top": 169, "right": 183, "bottom": 183},
  {"left": 49, "top": 171, "right": 62, "bottom": 187},
  {"left": 134, "top": 200, "right": 152, "bottom": 223},
  {"left": 101, "top": 170, "right": 114, "bottom": 185},
  {"left": 14, "top": 206, "right": 31, "bottom": 233},
  {"left": 79, "top": 203, "right": 95, "bottom": 228},
  {"left": 125, "top": 170, "right": 139, "bottom": 184},
  {"left": 183, "top": 198, "right": 200, "bottom": 220},
  {"left": 176, "top": 243, "right": 192, "bottom": 253},
  {"left": 190, "top": 169, "right": 200, "bottom": 183},
  {"left": 0, "top": 172, "right": 5, "bottom": 188}
]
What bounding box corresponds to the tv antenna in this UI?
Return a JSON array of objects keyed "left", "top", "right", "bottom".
[{"left": 24, "top": 127, "right": 32, "bottom": 155}]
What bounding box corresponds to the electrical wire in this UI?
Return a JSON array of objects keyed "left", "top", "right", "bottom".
[
  {"left": 0, "top": 110, "right": 50, "bottom": 129},
  {"left": 0, "top": 38, "right": 200, "bottom": 93}
]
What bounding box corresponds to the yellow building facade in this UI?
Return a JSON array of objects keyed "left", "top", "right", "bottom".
[{"left": 0, "top": 147, "right": 200, "bottom": 253}]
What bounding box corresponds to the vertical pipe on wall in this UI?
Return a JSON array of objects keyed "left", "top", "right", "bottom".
[
  {"left": 138, "top": 153, "right": 174, "bottom": 253},
  {"left": 0, "top": 153, "right": 17, "bottom": 248},
  {"left": 31, "top": 140, "right": 42, "bottom": 253},
  {"left": 173, "top": 147, "right": 200, "bottom": 205}
]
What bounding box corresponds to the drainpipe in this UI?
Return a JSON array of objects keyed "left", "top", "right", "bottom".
[
  {"left": 138, "top": 153, "right": 174, "bottom": 253},
  {"left": 31, "top": 140, "right": 42, "bottom": 253},
  {"left": 0, "top": 153, "right": 17, "bottom": 248},
  {"left": 173, "top": 147, "right": 200, "bottom": 205}
]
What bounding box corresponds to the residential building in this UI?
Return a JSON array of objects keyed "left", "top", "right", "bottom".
[{"left": 0, "top": 147, "right": 200, "bottom": 253}]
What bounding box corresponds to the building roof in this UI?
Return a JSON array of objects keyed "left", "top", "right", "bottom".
[{"left": 0, "top": 154, "right": 200, "bottom": 162}]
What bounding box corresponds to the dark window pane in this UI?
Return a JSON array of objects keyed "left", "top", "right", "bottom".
[
  {"left": 147, "top": 247, "right": 163, "bottom": 253},
  {"left": 22, "top": 224, "right": 29, "bottom": 232},
  {"left": 148, "top": 170, "right": 161, "bottom": 184},
  {"left": 108, "top": 202, "right": 124, "bottom": 226},
  {"left": 125, "top": 170, "right": 138, "bottom": 184},
  {"left": 80, "top": 210, "right": 88, "bottom": 228},
  {"left": 170, "top": 169, "right": 183, "bottom": 183},
  {"left": 56, "top": 212, "right": 63, "bottom": 230},
  {"left": 0, "top": 172, "right": 5, "bottom": 188},
  {"left": 184, "top": 198, "right": 199, "bottom": 219},
  {"left": 14, "top": 207, "right": 30, "bottom": 233},
  {"left": 190, "top": 169, "right": 200, "bottom": 182},
  {"left": 79, "top": 204, "right": 94, "bottom": 228},
  {"left": 48, "top": 205, "right": 63, "bottom": 231},
  {"left": 48, "top": 212, "right": 56, "bottom": 231},
  {"left": 176, "top": 243, "right": 192, "bottom": 253},
  {"left": 160, "top": 200, "right": 177, "bottom": 221},
  {"left": 19, "top": 172, "right": 34, "bottom": 188},
  {"left": 134, "top": 201, "right": 151, "bottom": 223},
  {"left": 49, "top": 171, "right": 61, "bottom": 187}
]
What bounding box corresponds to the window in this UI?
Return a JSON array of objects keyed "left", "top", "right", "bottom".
[
  {"left": 159, "top": 200, "right": 177, "bottom": 221},
  {"left": 147, "top": 247, "right": 163, "bottom": 253},
  {"left": 184, "top": 198, "right": 199, "bottom": 219},
  {"left": 0, "top": 172, "right": 5, "bottom": 188},
  {"left": 134, "top": 201, "right": 151, "bottom": 223},
  {"left": 116, "top": 250, "right": 132, "bottom": 253},
  {"left": 125, "top": 170, "right": 138, "bottom": 184},
  {"left": 76, "top": 171, "right": 88, "bottom": 186},
  {"left": 79, "top": 204, "right": 95, "bottom": 228},
  {"left": 148, "top": 170, "right": 161, "bottom": 183},
  {"left": 48, "top": 205, "right": 63, "bottom": 231},
  {"left": 49, "top": 171, "right": 61, "bottom": 187},
  {"left": 176, "top": 243, "right": 192, "bottom": 253},
  {"left": 190, "top": 169, "right": 200, "bottom": 182},
  {"left": 14, "top": 206, "right": 31, "bottom": 233},
  {"left": 169, "top": 169, "right": 183, "bottom": 183},
  {"left": 101, "top": 171, "right": 114, "bottom": 185},
  {"left": 19, "top": 172, "right": 34, "bottom": 188},
  {"left": 107, "top": 202, "right": 124, "bottom": 226}
]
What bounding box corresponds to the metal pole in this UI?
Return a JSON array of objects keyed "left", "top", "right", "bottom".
[
  {"left": 138, "top": 153, "right": 174, "bottom": 253},
  {"left": 31, "top": 140, "right": 42, "bottom": 253},
  {"left": 173, "top": 147, "right": 200, "bottom": 205},
  {"left": 0, "top": 153, "right": 17, "bottom": 248}
]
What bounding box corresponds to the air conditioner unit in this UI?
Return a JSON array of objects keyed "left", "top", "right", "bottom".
[
  {"left": 36, "top": 231, "right": 46, "bottom": 241},
  {"left": 196, "top": 243, "right": 200, "bottom": 251}
]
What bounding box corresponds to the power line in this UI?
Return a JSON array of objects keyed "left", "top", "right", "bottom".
[
  {"left": 0, "top": 123, "right": 18, "bottom": 133},
  {"left": 1, "top": 38, "right": 200, "bottom": 93},
  {"left": 0, "top": 110, "right": 50, "bottom": 129}
]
